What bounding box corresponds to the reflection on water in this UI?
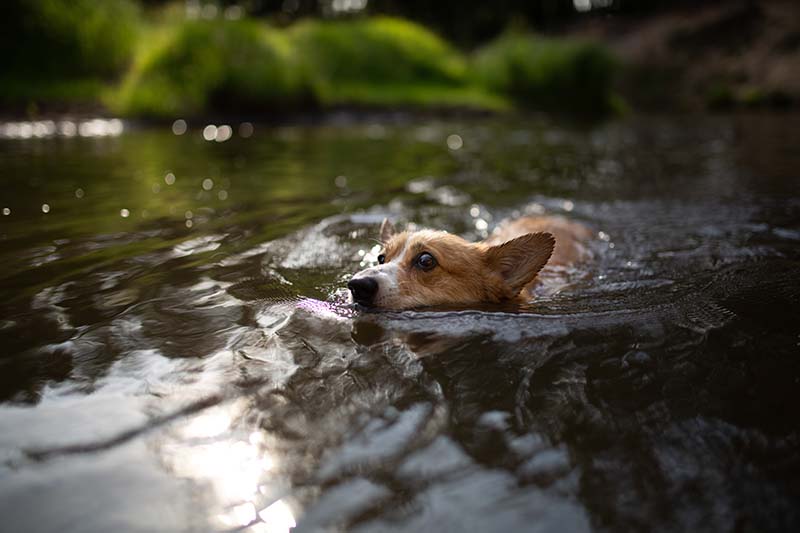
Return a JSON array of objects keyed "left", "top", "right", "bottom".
[
  {"left": 0, "top": 113, "right": 799, "bottom": 532},
  {"left": 0, "top": 118, "right": 124, "bottom": 139},
  {"left": 160, "top": 400, "right": 295, "bottom": 531}
]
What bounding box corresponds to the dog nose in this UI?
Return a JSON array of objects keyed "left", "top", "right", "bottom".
[{"left": 348, "top": 277, "right": 378, "bottom": 305}]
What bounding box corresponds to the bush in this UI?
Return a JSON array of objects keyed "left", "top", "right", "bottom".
[
  {"left": 289, "top": 16, "right": 469, "bottom": 104},
  {"left": 0, "top": 4, "right": 623, "bottom": 116},
  {"left": 112, "top": 19, "right": 305, "bottom": 117},
  {"left": 0, "top": 0, "right": 140, "bottom": 80},
  {"left": 473, "top": 32, "right": 618, "bottom": 114},
  {"left": 112, "top": 15, "right": 505, "bottom": 116},
  {"left": 19, "top": 8, "right": 616, "bottom": 117}
]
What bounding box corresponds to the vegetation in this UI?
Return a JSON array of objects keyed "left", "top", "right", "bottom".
[
  {"left": 112, "top": 19, "right": 305, "bottom": 116},
  {"left": 0, "top": 0, "right": 140, "bottom": 105},
  {"left": 1, "top": 1, "right": 620, "bottom": 117},
  {"left": 111, "top": 15, "right": 512, "bottom": 116},
  {"left": 472, "top": 32, "right": 619, "bottom": 114},
  {"left": 111, "top": 15, "right": 615, "bottom": 117},
  {"left": 290, "top": 17, "right": 466, "bottom": 104}
]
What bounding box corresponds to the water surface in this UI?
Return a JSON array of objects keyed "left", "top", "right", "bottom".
[{"left": 1, "top": 113, "right": 799, "bottom": 532}]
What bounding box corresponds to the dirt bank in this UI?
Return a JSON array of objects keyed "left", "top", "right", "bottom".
[{"left": 573, "top": 0, "right": 800, "bottom": 110}]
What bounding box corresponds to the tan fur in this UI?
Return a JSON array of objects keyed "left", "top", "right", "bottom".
[
  {"left": 353, "top": 215, "right": 591, "bottom": 309},
  {"left": 485, "top": 215, "right": 592, "bottom": 266}
]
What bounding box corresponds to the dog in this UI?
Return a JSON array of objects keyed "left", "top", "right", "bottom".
[{"left": 348, "top": 215, "right": 592, "bottom": 309}]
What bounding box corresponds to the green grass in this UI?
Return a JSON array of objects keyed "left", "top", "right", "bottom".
[
  {"left": 112, "top": 15, "right": 500, "bottom": 117},
  {"left": 286, "top": 17, "right": 509, "bottom": 110},
  {"left": 313, "top": 82, "right": 509, "bottom": 110},
  {"left": 0, "top": 0, "right": 140, "bottom": 108},
  {"left": 0, "top": 0, "right": 139, "bottom": 80},
  {"left": 289, "top": 17, "right": 467, "bottom": 100},
  {"left": 110, "top": 19, "right": 305, "bottom": 117},
  {"left": 0, "top": 79, "right": 107, "bottom": 106},
  {"left": 472, "top": 31, "right": 619, "bottom": 114},
  {"left": 3, "top": 5, "right": 620, "bottom": 117}
]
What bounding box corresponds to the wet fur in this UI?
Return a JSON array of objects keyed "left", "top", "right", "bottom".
[{"left": 351, "top": 216, "right": 591, "bottom": 309}]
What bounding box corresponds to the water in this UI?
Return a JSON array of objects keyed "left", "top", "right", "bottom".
[{"left": 1, "top": 113, "right": 799, "bottom": 532}]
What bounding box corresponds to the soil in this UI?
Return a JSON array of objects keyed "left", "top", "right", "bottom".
[{"left": 571, "top": 0, "right": 800, "bottom": 110}]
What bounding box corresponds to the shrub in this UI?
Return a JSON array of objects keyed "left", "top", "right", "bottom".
[
  {"left": 112, "top": 19, "right": 305, "bottom": 117},
  {"left": 0, "top": 0, "right": 139, "bottom": 80},
  {"left": 473, "top": 32, "right": 618, "bottom": 114},
  {"left": 289, "top": 16, "right": 468, "bottom": 104},
  {"left": 112, "top": 15, "right": 504, "bottom": 116},
  {"left": 101, "top": 13, "right": 619, "bottom": 116}
]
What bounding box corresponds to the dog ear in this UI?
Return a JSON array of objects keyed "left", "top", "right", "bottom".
[
  {"left": 484, "top": 232, "right": 555, "bottom": 294},
  {"left": 379, "top": 218, "right": 396, "bottom": 243}
]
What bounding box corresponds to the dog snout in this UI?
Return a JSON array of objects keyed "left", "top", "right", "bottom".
[{"left": 348, "top": 277, "right": 379, "bottom": 306}]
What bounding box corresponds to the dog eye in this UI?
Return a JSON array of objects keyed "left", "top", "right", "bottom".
[
  {"left": 377, "top": 254, "right": 385, "bottom": 264},
  {"left": 415, "top": 252, "right": 436, "bottom": 271}
]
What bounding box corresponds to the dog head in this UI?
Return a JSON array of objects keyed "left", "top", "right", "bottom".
[{"left": 348, "top": 219, "right": 555, "bottom": 309}]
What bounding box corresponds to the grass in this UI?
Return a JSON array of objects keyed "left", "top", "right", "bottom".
[
  {"left": 311, "top": 82, "right": 510, "bottom": 110},
  {"left": 112, "top": 15, "right": 508, "bottom": 116},
  {"left": 1, "top": 0, "right": 140, "bottom": 78},
  {"left": 111, "top": 19, "right": 306, "bottom": 117},
  {"left": 0, "top": 0, "right": 140, "bottom": 108},
  {"left": 290, "top": 17, "right": 467, "bottom": 102},
  {"left": 0, "top": 79, "right": 107, "bottom": 106},
  {"left": 288, "top": 17, "right": 507, "bottom": 110},
  {"left": 472, "top": 31, "right": 619, "bottom": 114},
  {"left": 2, "top": 4, "right": 620, "bottom": 117}
]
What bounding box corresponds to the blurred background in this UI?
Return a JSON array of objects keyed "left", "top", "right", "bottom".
[{"left": 1, "top": 0, "right": 798, "bottom": 118}]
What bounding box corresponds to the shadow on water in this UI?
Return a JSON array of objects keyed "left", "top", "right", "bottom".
[{"left": 0, "top": 113, "right": 799, "bottom": 532}]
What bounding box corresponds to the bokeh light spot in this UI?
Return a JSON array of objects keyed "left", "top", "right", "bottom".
[
  {"left": 446, "top": 134, "right": 463, "bottom": 150},
  {"left": 172, "top": 119, "right": 188, "bottom": 135},
  {"left": 215, "top": 125, "right": 233, "bottom": 142},
  {"left": 239, "top": 122, "right": 254, "bottom": 138},
  {"left": 203, "top": 125, "right": 218, "bottom": 141}
]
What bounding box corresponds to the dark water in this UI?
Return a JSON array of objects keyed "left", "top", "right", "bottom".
[{"left": 1, "top": 113, "right": 799, "bottom": 533}]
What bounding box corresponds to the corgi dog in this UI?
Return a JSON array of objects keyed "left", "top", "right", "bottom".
[{"left": 348, "top": 215, "right": 592, "bottom": 309}]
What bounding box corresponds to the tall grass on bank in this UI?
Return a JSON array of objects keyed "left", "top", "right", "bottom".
[
  {"left": 289, "top": 16, "right": 487, "bottom": 107},
  {"left": 113, "top": 16, "right": 506, "bottom": 116},
  {"left": 473, "top": 32, "right": 619, "bottom": 114},
  {"left": 112, "top": 19, "right": 305, "bottom": 116},
  {"left": 2, "top": 4, "right": 619, "bottom": 117},
  {"left": 0, "top": 0, "right": 140, "bottom": 105}
]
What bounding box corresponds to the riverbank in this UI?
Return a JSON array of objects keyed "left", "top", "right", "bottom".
[
  {"left": 0, "top": 2, "right": 618, "bottom": 119},
  {"left": 2, "top": 1, "right": 797, "bottom": 119},
  {"left": 573, "top": 0, "right": 800, "bottom": 111}
]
